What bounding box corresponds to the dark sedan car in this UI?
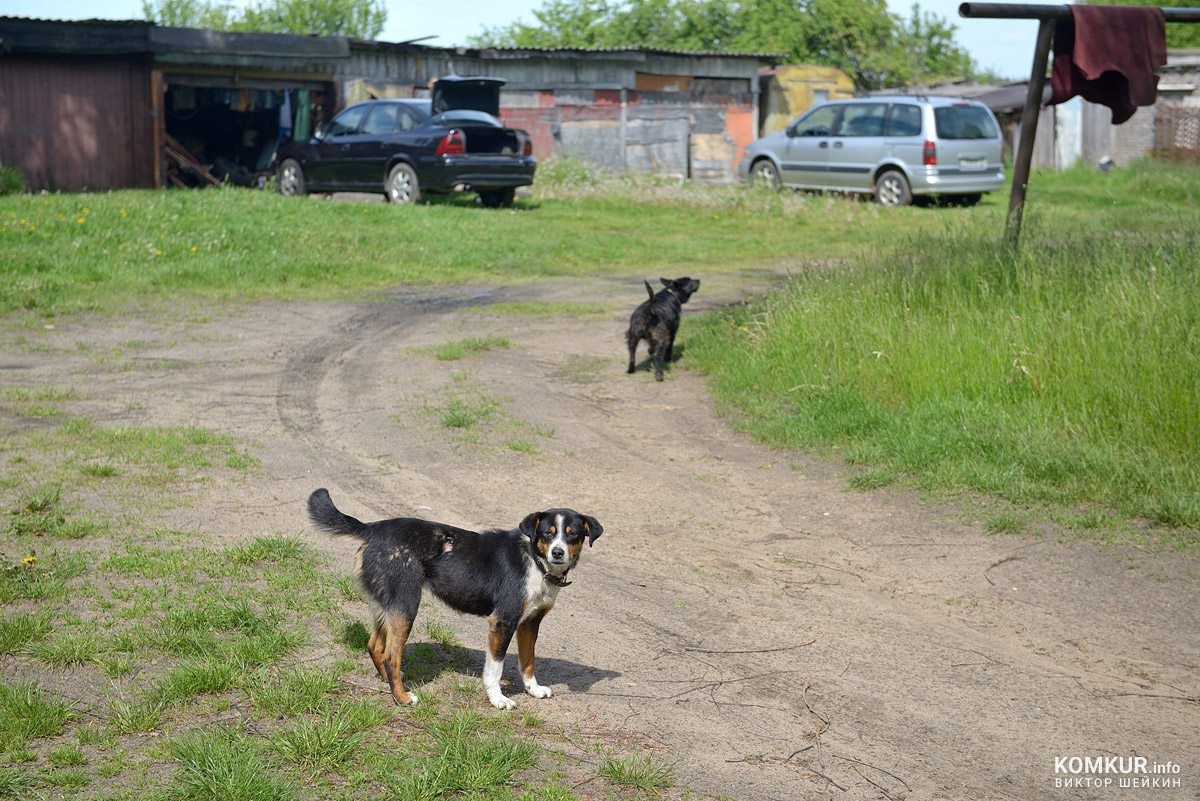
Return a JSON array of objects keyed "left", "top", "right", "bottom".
[{"left": 275, "top": 77, "right": 536, "bottom": 206}]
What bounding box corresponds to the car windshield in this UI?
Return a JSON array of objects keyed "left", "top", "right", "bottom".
[
  {"left": 934, "top": 106, "right": 999, "bottom": 140},
  {"left": 430, "top": 109, "right": 504, "bottom": 128}
]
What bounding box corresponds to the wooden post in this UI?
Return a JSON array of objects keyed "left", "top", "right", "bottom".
[{"left": 1005, "top": 18, "right": 1054, "bottom": 244}]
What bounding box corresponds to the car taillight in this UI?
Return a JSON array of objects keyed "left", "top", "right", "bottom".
[
  {"left": 522, "top": 136, "right": 532, "bottom": 157},
  {"left": 436, "top": 130, "right": 465, "bottom": 156},
  {"left": 923, "top": 140, "right": 936, "bottom": 165}
]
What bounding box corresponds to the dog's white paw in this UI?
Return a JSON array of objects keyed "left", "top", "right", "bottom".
[
  {"left": 525, "top": 682, "right": 553, "bottom": 699},
  {"left": 488, "top": 692, "right": 517, "bottom": 710}
]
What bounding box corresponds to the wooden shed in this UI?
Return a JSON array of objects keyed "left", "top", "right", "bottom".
[{"left": 0, "top": 17, "right": 345, "bottom": 192}]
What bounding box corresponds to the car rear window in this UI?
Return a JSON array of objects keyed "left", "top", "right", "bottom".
[{"left": 934, "top": 106, "right": 999, "bottom": 140}]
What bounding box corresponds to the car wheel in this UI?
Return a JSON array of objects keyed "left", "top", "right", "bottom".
[
  {"left": 875, "top": 169, "right": 912, "bottom": 207},
  {"left": 751, "top": 159, "right": 781, "bottom": 190},
  {"left": 386, "top": 163, "right": 421, "bottom": 204},
  {"left": 277, "top": 159, "right": 306, "bottom": 197},
  {"left": 478, "top": 188, "right": 516, "bottom": 208},
  {"left": 958, "top": 193, "right": 982, "bottom": 207}
]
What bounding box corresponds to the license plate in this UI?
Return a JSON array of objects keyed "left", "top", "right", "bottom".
[{"left": 959, "top": 158, "right": 986, "bottom": 171}]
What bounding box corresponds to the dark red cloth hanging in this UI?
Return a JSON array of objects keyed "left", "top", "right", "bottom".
[{"left": 1048, "top": 4, "right": 1167, "bottom": 124}]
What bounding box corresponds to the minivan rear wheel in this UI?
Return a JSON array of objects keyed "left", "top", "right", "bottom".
[
  {"left": 751, "top": 159, "right": 781, "bottom": 190},
  {"left": 875, "top": 169, "right": 912, "bottom": 207}
]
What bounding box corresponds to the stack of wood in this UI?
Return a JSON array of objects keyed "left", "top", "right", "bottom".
[{"left": 164, "top": 134, "right": 220, "bottom": 188}]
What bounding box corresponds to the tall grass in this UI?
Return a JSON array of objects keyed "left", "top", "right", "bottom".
[{"left": 689, "top": 225, "right": 1200, "bottom": 543}]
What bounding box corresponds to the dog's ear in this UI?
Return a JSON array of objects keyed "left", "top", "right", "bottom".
[
  {"left": 519, "top": 512, "right": 541, "bottom": 538},
  {"left": 582, "top": 516, "right": 603, "bottom": 547},
  {"left": 660, "top": 277, "right": 672, "bottom": 287}
]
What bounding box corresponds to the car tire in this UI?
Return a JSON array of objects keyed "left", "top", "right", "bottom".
[
  {"left": 958, "top": 193, "right": 982, "bottom": 207},
  {"left": 478, "top": 187, "right": 516, "bottom": 208},
  {"left": 385, "top": 163, "right": 421, "bottom": 205},
  {"left": 875, "top": 169, "right": 912, "bottom": 207},
  {"left": 751, "top": 159, "right": 781, "bottom": 190},
  {"left": 277, "top": 159, "right": 306, "bottom": 197}
]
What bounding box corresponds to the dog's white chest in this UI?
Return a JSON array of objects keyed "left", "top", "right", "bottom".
[{"left": 521, "top": 562, "right": 561, "bottom": 620}]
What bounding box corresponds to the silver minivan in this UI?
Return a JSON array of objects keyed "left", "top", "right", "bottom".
[{"left": 738, "top": 96, "right": 1005, "bottom": 206}]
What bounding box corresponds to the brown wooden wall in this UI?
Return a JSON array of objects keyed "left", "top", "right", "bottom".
[{"left": 0, "top": 53, "right": 156, "bottom": 192}]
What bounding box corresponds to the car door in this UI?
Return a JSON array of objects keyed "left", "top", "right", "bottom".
[
  {"left": 351, "top": 103, "right": 402, "bottom": 187},
  {"left": 882, "top": 102, "right": 925, "bottom": 170},
  {"left": 305, "top": 104, "right": 370, "bottom": 189},
  {"left": 780, "top": 103, "right": 840, "bottom": 188},
  {"left": 827, "top": 102, "right": 888, "bottom": 191}
]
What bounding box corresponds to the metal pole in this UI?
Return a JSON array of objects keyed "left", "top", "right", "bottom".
[
  {"left": 1005, "top": 18, "right": 1054, "bottom": 244},
  {"left": 959, "top": 3, "right": 1200, "bottom": 21}
]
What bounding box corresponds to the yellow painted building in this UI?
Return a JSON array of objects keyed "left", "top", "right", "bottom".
[{"left": 759, "top": 64, "right": 856, "bottom": 136}]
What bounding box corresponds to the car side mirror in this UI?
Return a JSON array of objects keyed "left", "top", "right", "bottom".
[
  {"left": 313, "top": 127, "right": 325, "bottom": 142},
  {"left": 785, "top": 127, "right": 798, "bottom": 138}
]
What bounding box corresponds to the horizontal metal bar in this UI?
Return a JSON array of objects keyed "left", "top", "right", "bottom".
[{"left": 959, "top": 3, "right": 1200, "bottom": 21}]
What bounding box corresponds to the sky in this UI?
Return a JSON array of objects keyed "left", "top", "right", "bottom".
[{"left": 3, "top": 0, "right": 1041, "bottom": 80}]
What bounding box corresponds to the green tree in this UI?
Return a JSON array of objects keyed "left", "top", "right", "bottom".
[
  {"left": 1088, "top": 0, "right": 1200, "bottom": 49},
  {"left": 143, "top": 0, "right": 385, "bottom": 37},
  {"left": 469, "top": 0, "right": 984, "bottom": 89}
]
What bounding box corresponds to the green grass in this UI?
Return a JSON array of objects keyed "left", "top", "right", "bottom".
[
  {"left": 690, "top": 214, "right": 1200, "bottom": 546},
  {"left": 0, "top": 611, "right": 53, "bottom": 654},
  {"left": 0, "top": 680, "right": 78, "bottom": 750},
  {"left": 0, "top": 175, "right": 970, "bottom": 317},
  {"left": 597, "top": 751, "right": 676, "bottom": 791},
  {"left": 432, "top": 335, "right": 511, "bottom": 361}
]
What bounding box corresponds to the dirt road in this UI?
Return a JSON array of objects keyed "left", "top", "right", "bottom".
[{"left": 10, "top": 273, "right": 1197, "bottom": 799}]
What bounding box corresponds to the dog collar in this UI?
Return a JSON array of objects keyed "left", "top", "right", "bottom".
[{"left": 541, "top": 565, "right": 571, "bottom": 587}]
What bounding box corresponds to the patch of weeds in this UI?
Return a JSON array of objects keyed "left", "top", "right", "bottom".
[
  {"left": 7, "top": 750, "right": 35, "bottom": 764},
  {"left": 41, "top": 768, "right": 90, "bottom": 789},
  {"left": 47, "top": 744, "right": 87, "bottom": 767},
  {"left": 248, "top": 665, "right": 341, "bottom": 717},
  {"left": 482, "top": 301, "right": 605, "bottom": 318},
  {"left": 423, "top": 617, "right": 460, "bottom": 648},
  {"left": 432, "top": 336, "right": 511, "bottom": 361},
  {"left": 439, "top": 397, "right": 496, "bottom": 430},
  {"left": 597, "top": 751, "right": 676, "bottom": 791},
  {"left": 6, "top": 488, "right": 102, "bottom": 539},
  {"left": 104, "top": 697, "right": 165, "bottom": 735},
  {"left": 273, "top": 709, "right": 365, "bottom": 776},
  {"left": 153, "top": 658, "right": 241, "bottom": 706},
  {"left": 386, "top": 710, "right": 540, "bottom": 799},
  {"left": 342, "top": 621, "right": 370, "bottom": 654},
  {"left": 225, "top": 536, "right": 315, "bottom": 567},
  {"left": 79, "top": 462, "right": 120, "bottom": 478},
  {"left": 505, "top": 439, "right": 539, "bottom": 455},
  {"left": 96, "top": 750, "right": 130, "bottom": 779},
  {"left": 983, "top": 511, "right": 1031, "bottom": 536},
  {"left": 95, "top": 652, "right": 136, "bottom": 680},
  {"left": 848, "top": 467, "right": 898, "bottom": 491},
  {"left": 555, "top": 354, "right": 610, "bottom": 384},
  {"left": 0, "top": 611, "right": 53, "bottom": 655},
  {"left": 0, "top": 679, "right": 78, "bottom": 750},
  {"left": 168, "top": 724, "right": 296, "bottom": 801},
  {"left": 30, "top": 629, "right": 103, "bottom": 667},
  {"left": 0, "top": 551, "right": 87, "bottom": 603}
]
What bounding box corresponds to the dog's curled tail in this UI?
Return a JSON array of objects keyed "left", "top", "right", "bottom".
[
  {"left": 643, "top": 280, "right": 658, "bottom": 317},
  {"left": 308, "top": 488, "right": 367, "bottom": 539}
]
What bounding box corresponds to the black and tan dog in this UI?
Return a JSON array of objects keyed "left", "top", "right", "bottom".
[
  {"left": 308, "top": 488, "right": 602, "bottom": 709},
  {"left": 626, "top": 276, "right": 701, "bottom": 381}
]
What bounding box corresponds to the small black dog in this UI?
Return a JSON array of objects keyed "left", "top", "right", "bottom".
[
  {"left": 308, "top": 488, "right": 602, "bottom": 709},
  {"left": 626, "top": 277, "right": 701, "bottom": 381}
]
